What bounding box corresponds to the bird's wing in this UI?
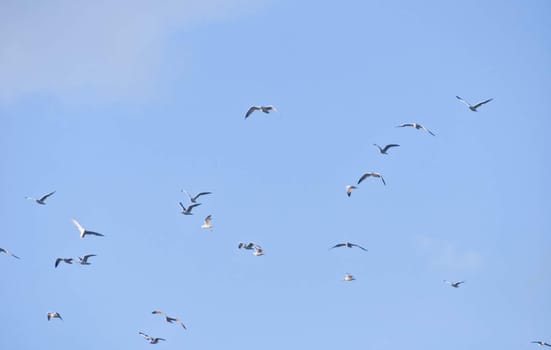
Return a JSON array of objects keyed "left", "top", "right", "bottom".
[
  {"left": 380, "top": 176, "right": 386, "bottom": 186},
  {"left": 397, "top": 123, "right": 413, "bottom": 128},
  {"left": 357, "top": 173, "right": 370, "bottom": 184},
  {"left": 457, "top": 281, "right": 465, "bottom": 285},
  {"left": 71, "top": 219, "right": 85, "bottom": 233},
  {"left": 420, "top": 125, "right": 435, "bottom": 136},
  {"left": 179, "top": 202, "right": 186, "bottom": 210},
  {"left": 83, "top": 254, "right": 96, "bottom": 261},
  {"left": 85, "top": 231, "right": 104, "bottom": 237},
  {"left": 180, "top": 321, "right": 187, "bottom": 329},
  {"left": 382, "top": 144, "right": 400, "bottom": 152},
  {"left": 544, "top": 343, "right": 551, "bottom": 347},
  {"left": 204, "top": 215, "right": 212, "bottom": 224},
  {"left": 331, "top": 243, "right": 345, "bottom": 249},
  {"left": 373, "top": 144, "right": 383, "bottom": 152},
  {"left": 152, "top": 310, "right": 165, "bottom": 315},
  {"left": 39, "top": 191, "right": 56, "bottom": 202},
  {"left": 193, "top": 192, "right": 212, "bottom": 201},
  {"left": 456, "top": 96, "right": 471, "bottom": 107},
  {"left": 182, "top": 190, "right": 193, "bottom": 201},
  {"left": 55, "top": 258, "right": 62, "bottom": 268},
  {"left": 351, "top": 243, "right": 368, "bottom": 251},
  {"left": 188, "top": 203, "right": 202, "bottom": 210},
  {"left": 245, "top": 106, "right": 260, "bottom": 119},
  {"left": 472, "top": 98, "right": 493, "bottom": 108},
  {"left": 139, "top": 332, "right": 150, "bottom": 338}
]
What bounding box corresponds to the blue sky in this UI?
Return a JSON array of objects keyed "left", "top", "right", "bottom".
[{"left": 1, "top": 0, "right": 550, "bottom": 349}]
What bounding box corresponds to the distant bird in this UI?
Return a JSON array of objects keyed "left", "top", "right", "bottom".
[
  {"left": 179, "top": 202, "right": 201, "bottom": 215},
  {"left": 152, "top": 310, "right": 187, "bottom": 329},
  {"left": 139, "top": 332, "right": 165, "bottom": 344},
  {"left": 456, "top": 96, "right": 493, "bottom": 112},
  {"left": 201, "top": 215, "right": 212, "bottom": 230},
  {"left": 357, "top": 172, "right": 386, "bottom": 186},
  {"left": 78, "top": 254, "right": 96, "bottom": 265},
  {"left": 345, "top": 185, "right": 357, "bottom": 197},
  {"left": 373, "top": 144, "right": 400, "bottom": 155},
  {"left": 397, "top": 123, "right": 435, "bottom": 136},
  {"left": 444, "top": 280, "right": 465, "bottom": 288},
  {"left": 343, "top": 273, "right": 355, "bottom": 281},
  {"left": 71, "top": 219, "right": 104, "bottom": 238},
  {"left": 47, "top": 312, "right": 63, "bottom": 321},
  {"left": 238, "top": 242, "right": 256, "bottom": 250},
  {"left": 531, "top": 341, "right": 551, "bottom": 347},
  {"left": 245, "top": 105, "right": 277, "bottom": 119},
  {"left": 55, "top": 258, "right": 73, "bottom": 268},
  {"left": 152, "top": 310, "right": 165, "bottom": 315},
  {"left": 330, "top": 242, "right": 368, "bottom": 251},
  {"left": 26, "top": 191, "right": 56, "bottom": 205},
  {"left": 253, "top": 246, "right": 264, "bottom": 256},
  {"left": 0, "top": 248, "right": 20, "bottom": 259},
  {"left": 182, "top": 190, "right": 211, "bottom": 204}
]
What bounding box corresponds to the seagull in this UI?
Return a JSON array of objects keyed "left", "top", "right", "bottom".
[
  {"left": 182, "top": 190, "right": 212, "bottom": 204},
  {"left": 0, "top": 248, "right": 20, "bottom": 259},
  {"left": 345, "top": 185, "right": 357, "bottom": 197},
  {"left": 152, "top": 310, "right": 187, "bottom": 329},
  {"left": 373, "top": 144, "right": 400, "bottom": 155},
  {"left": 47, "top": 312, "right": 63, "bottom": 321},
  {"left": 357, "top": 172, "right": 386, "bottom": 186},
  {"left": 245, "top": 105, "right": 277, "bottom": 119},
  {"left": 396, "top": 123, "right": 435, "bottom": 136},
  {"left": 456, "top": 96, "right": 493, "bottom": 112},
  {"left": 78, "top": 254, "right": 96, "bottom": 265},
  {"left": 55, "top": 258, "right": 73, "bottom": 268},
  {"left": 71, "top": 219, "right": 104, "bottom": 238},
  {"left": 26, "top": 191, "right": 56, "bottom": 205},
  {"left": 139, "top": 332, "right": 165, "bottom": 344},
  {"left": 238, "top": 242, "right": 256, "bottom": 250},
  {"left": 444, "top": 280, "right": 465, "bottom": 288},
  {"left": 201, "top": 215, "right": 212, "bottom": 230},
  {"left": 253, "top": 246, "right": 264, "bottom": 256},
  {"left": 179, "top": 202, "right": 201, "bottom": 215},
  {"left": 330, "top": 242, "right": 368, "bottom": 251},
  {"left": 343, "top": 273, "right": 355, "bottom": 281},
  {"left": 531, "top": 341, "right": 551, "bottom": 347}
]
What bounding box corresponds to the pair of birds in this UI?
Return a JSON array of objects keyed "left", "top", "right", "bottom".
[
  {"left": 332, "top": 243, "right": 368, "bottom": 281},
  {"left": 238, "top": 242, "right": 264, "bottom": 256},
  {"left": 55, "top": 255, "right": 96, "bottom": 268},
  {"left": 179, "top": 190, "right": 211, "bottom": 215}
]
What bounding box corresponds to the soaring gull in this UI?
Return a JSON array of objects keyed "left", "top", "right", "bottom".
[
  {"left": 245, "top": 105, "right": 277, "bottom": 119},
  {"left": 47, "top": 312, "right": 63, "bottom": 321},
  {"left": 444, "top": 280, "right": 465, "bottom": 288},
  {"left": 358, "top": 172, "right": 386, "bottom": 186},
  {"left": 26, "top": 191, "right": 56, "bottom": 205},
  {"left": 456, "top": 96, "right": 493, "bottom": 112},
  {"left": 139, "top": 332, "right": 166, "bottom": 344},
  {"left": 330, "top": 242, "right": 368, "bottom": 251},
  {"left": 373, "top": 144, "right": 400, "bottom": 155},
  {"left": 201, "top": 215, "right": 212, "bottom": 230},
  {"left": 397, "top": 123, "right": 435, "bottom": 136}
]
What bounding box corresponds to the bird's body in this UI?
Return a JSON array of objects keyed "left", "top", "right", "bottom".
[
  {"left": 343, "top": 273, "right": 355, "bottom": 281},
  {"left": 26, "top": 191, "right": 55, "bottom": 205},
  {"left": 182, "top": 190, "right": 211, "bottom": 204},
  {"left": 456, "top": 96, "right": 493, "bottom": 112},
  {"left": 55, "top": 258, "right": 73, "bottom": 268},
  {"left": 139, "top": 332, "right": 165, "bottom": 344},
  {"left": 179, "top": 202, "right": 201, "bottom": 215},
  {"left": 78, "top": 254, "right": 96, "bottom": 265},
  {"left": 72, "top": 219, "right": 104, "bottom": 238},
  {"left": 373, "top": 144, "right": 400, "bottom": 155},
  {"left": 444, "top": 280, "right": 465, "bottom": 288},
  {"left": 397, "top": 123, "right": 435, "bottom": 136},
  {"left": 0, "top": 248, "right": 20, "bottom": 259},
  {"left": 330, "top": 242, "right": 368, "bottom": 251},
  {"left": 531, "top": 341, "right": 551, "bottom": 347},
  {"left": 358, "top": 172, "right": 386, "bottom": 186},
  {"left": 245, "top": 105, "right": 277, "bottom": 119},
  {"left": 253, "top": 247, "right": 264, "bottom": 256},
  {"left": 345, "top": 185, "right": 357, "bottom": 197},
  {"left": 201, "top": 215, "right": 212, "bottom": 230},
  {"left": 47, "top": 312, "right": 62, "bottom": 321}
]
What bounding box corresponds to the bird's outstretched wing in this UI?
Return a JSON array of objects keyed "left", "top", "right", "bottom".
[
  {"left": 357, "top": 173, "right": 370, "bottom": 184},
  {"left": 456, "top": 96, "right": 471, "bottom": 107},
  {"left": 245, "top": 106, "right": 260, "bottom": 119},
  {"left": 71, "top": 219, "right": 85, "bottom": 234},
  {"left": 179, "top": 202, "right": 186, "bottom": 211},
  {"left": 152, "top": 310, "right": 165, "bottom": 315},
  {"left": 330, "top": 243, "right": 346, "bottom": 249},
  {"left": 472, "top": 98, "right": 493, "bottom": 109},
  {"left": 82, "top": 254, "right": 96, "bottom": 262},
  {"left": 379, "top": 175, "right": 386, "bottom": 186},
  {"left": 203, "top": 215, "right": 212, "bottom": 224},
  {"left": 396, "top": 123, "right": 413, "bottom": 128},
  {"left": 382, "top": 144, "right": 400, "bottom": 153},
  {"left": 420, "top": 125, "right": 435, "bottom": 136},
  {"left": 351, "top": 243, "right": 368, "bottom": 251},
  {"left": 39, "top": 191, "right": 56, "bottom": 202},
  {"left": 193, "top": 192, "right": 212, "bottom": 201},
  {"left": 55, "top": 258, "right": 62, "bottom": 268},
  {"left": 84, "top": 231, "right": 104, "bottom": 237},
  {"left": 188, "top": 203, "right": 201, "bottom": 211}
]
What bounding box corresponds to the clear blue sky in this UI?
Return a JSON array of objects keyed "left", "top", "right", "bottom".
[{"left": 1, "top": 0, "right": 550, "bottom": 349}]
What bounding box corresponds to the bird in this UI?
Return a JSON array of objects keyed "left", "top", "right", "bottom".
[
  {"left": 182, "top": 190, "right": 211, "bottom": 204},
  {"left": 531, "top": 341, "right": 551, "bottom": 347},
  {"left": 253, "top": 246, "right": 264, "bottom": 256},
  {"left": 0, "top": 248, "right": 20, "bottom": 259},
  {"left": 179, "top": 202, "right": 201, "bottom": 215},
  {"left": 345, "top": 185, "right": 357, "bottom": 197},
  {"left": 238, "top": 242, "right": 256, "bottom": 250},
  {"left": 343, "top": 273, "right": 355, "bottom": 281},
  {"left": 25, "top": 191, "right": 56, "bottom": 205},
  {"left": 152, "top": 310, "right": 187, "bottom": 329},
  {"left": 396, "top": 123, "right": 435, "bottom": 136},
  {"left": 373, "top": 144, "right": 400, "bottom": 155},
  {"left": 201, "top": 215, "right": 212, "bottom": 230},
  {"left": 139, "top": 332, "right": 165, "bottom": 344},
  {"left": 245, "top": 105, "right": 277, "bottom": 119},
  {"left": 55, "top": 258, "right": 73, "bottom": 268},
  {"left": 47, "top": 312, "right": 63, "bottom": 321},
  {"left": 71, "top": 219, "right": 104, "bottom": 238},
  {"left": 357, "top": 172, "right": 386, "bottom": 186},
  {"left": 456, "top": 96, "right": 493, "bottom": 112},
  {"left": 78, "top": 254, "right": 96, "bottom": 265},
  {"left": 444, "top": 280, "right": 465, "bottom": 288},
  {"left": 330, "top": 242, "right": 368, "bottom": 251}
]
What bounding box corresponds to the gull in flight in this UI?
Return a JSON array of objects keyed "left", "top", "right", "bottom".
[
  {"left": 343, "top": 273, "right": 355, "bottom": 281},
  {"left": 182, "top": 190, "right": 211, "bottom": 204},
  {"left": 78, "top": 254, "right": 96, "bottom": 265},
  {"left": 245, "top": 105, "right": 277, "bottom": 119},
  {"left": 72, "top": 219, "right": 104, "bottom": 238},
  {"left": 26, "top": 191, "right": 56, "bottom": 205},
  {"left": 373, "top": 144, "right": 400, "bottom": 155},
  {"left": 55, "top": 258, "right": 73, "bottom": 268},
  {"left": 253, "top": 246, "right": 264, "bottom": 256},
  {"left": 397, "top": 123, "right": 435, "bottom": 136},
  {"left": 179, "top": 202, "right": 201, "bottom": 215},
  {"left": 238, "top": 242, "right": 256, "bottom": 250},
  {"left": 47, "top": 312, "right": 63, "bottom": 321},
  {"left": 345, "top": 185, "right": 357, "bottom": 197},
  {"left": 358, "top": 172, "right": 386, "bottom": 186},
  {"left": 330, "top": 242, "right": 368, "bottom": 251},
  {"left": 456, "top": 96, "right": 493, "bottom": 112},
  {"left": 0, "top": 248, "right": 20, "bottom": 259},
  {"left": 152, "top": 310, "right": 187, "bottom": 329},
  {"left": 201, "top": 215, "right": 212, "bottom": 230},
  {"left": 531, "top": 341, "right": 551, "bottom": 347},
  {"left": 444, "top": 280, "right": 465, "bottom": 288},
  {"left": 139, "top": 332, "right": 166, "bottom": 344}
]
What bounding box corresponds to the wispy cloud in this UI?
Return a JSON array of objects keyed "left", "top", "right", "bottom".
[
  {"left": 413, "top": 235, "right": 484, "bottom": 271},
  {"left": 0, "top": 0, "right": 263, "bottom": 103}
]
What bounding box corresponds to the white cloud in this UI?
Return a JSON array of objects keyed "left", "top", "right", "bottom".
[
  {"left": 0, "top": 0, "right": 263, "bottom": 102},
  {"left": 413, "top": 235, "right": 484, "bottom": 271}
]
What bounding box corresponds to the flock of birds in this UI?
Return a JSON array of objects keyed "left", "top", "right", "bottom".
[{"left": 2, "top": 96, "right": 548, "bottom": 346}]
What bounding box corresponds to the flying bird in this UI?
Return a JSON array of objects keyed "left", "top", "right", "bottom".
[
  {"left": 72, "top": 219, "right": 104, "bottom": 238},
  {"left": 47, "top": 312, "right": 63, "bottom": 321},
  {"left": 179, "top": 202, "right": 201, "bottom": 215},
  {"left": 0, "top": 248, "right": 20, "bottom": 259},
  {"left": 152, "top": 310, "right": 187, "bottom": 329},
  {"left": 78, "top": 254, "right": 96, "bottom": 265},
  {"left": 373, "top": 144, "right": 400, "bottom": 155},
  {"left": 345, "top": 185, "right": 357, "bottom": 197},
  {"left": 343, "top": 273, "right": 355, "bottom": 281},
  {"left": 357, "top": 172, "right": 386, "bottom": 186},
  {"left": 55, "top": 258, "right": 73, "bottom": 268},
  {"left": 396, "top": 123, "right": 435, "bottom": 136},
  {"left": 245, "top": 105, "right": 277, "bottom": 119},
  {"left": 330, "top": 242, "right": 368, "bottom": 251},
  {"left": 182, "top": 190, "right": 211, "bottom": 204},
  {"left": 456, "top": 96, "right": 493, "bottom": 112},
  {"left": 238, "top": 242, "right": 256, "bottom": 250},
  {"left": 444, "top": 280, "right": 465, "bottom": 288},
  {"left": 26, "top": 191, "right": 56, "bottom": 205},
  {"left": 201, "top": 215, "right": 212, "bottom": 230},
  {"left": 531, "top": 341, "right": 551, "bottom": 347},
  {"left": 139, "top": 332, "right": 165, "bottom": 344}
]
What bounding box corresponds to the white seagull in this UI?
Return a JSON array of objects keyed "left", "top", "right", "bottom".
[
  {"left": 358, "top": 172, "right": 386, "bottom": 186},
  {"left": 245, "top": 105, "right": 277, "bottom": 119},
  {"left": 330, "top": 242, "right": 368, "bottom": 251},
  {"left": 26, "top": 191, "right": 56, "bottom": 205},
  {"left": 0, "top": 248, "right": 20, "bottom": 259},
  {"left": 531, "top": 341, "right": 551, "bottom": 347},
  {"left": 78, "top": 254, "right": 96, "bottom": 265},
  {"left": 345, "top": 185, "right": 357, "bottom": 197},
  {"left": 456, "top": 96, "right": 493, "bottom": 112},
  {"left": 71, "top": 219, "right": 104, "bottom": 238},
  {"left": 179, "top": 202, "right": 201, "bottom": 215},
  {"left": 201, "top": 215, "right": 212, "bottom": 230},
  {"left": 397, "top": 123, "right": 435, "bottom": 136},
  {"left": 139, "top": 332, "right": 166, "bottom": 344},
  {"left": 55, "top": 258, "right": 73, "bottom": 268},
  {"left": 373, "top": 144, "right": 400, "bottom": 155},
  {"left": 47, "top": 311, "right": 63, "bottom": 321},
  {"left": 343, "top": 273, "right": 355, "bottom": 281},
  {"left": 182, "top": 190, "right": 212, "bottom": 204},
  {"left": 444, "top": 280, "right": 465, "bottom": 288}
]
